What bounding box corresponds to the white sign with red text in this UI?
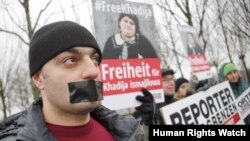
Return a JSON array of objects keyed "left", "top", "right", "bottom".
[
  {"left": 235, "top": 87, "right": 250, "bottom": 120},
  {"left": 160, "top": 81, "right": 244, "bottom": 125},
  {"left": 100, "top": 58, "right": 164, "bottom": 110},
  {"left": 178, "top": 25, "right": 212, "bottom": 81}
]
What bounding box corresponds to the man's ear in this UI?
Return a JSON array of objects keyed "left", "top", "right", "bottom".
[{"left": 32, "top": 71, "right": 44, "bottom": 90}]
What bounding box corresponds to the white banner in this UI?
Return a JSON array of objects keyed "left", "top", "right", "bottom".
[
  {"left": 235, "top": 87, "right": 250, "bottom": 119},
  {"left": 160, "top": 81, "right": 245, "bottom": 125}
]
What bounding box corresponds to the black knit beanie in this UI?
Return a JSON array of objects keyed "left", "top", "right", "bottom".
[
  {"left": 175, "top": 78, "right": 189, "bottom": 92},
  {"left": 161, "top": 69, "right": 174, "bottom": 77},
  {"left": 29, "top": 21, "right": 102, "bottom": 76}
]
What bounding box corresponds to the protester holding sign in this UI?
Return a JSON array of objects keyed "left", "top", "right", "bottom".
[
  {"left": 103, "top": 13, "right": 157, "bottom": 59},
  {"left": 219, "top": 62, "right": 250, "bottom": 124},
  {"left": 160, "top": 81, "right": 241, "bottom": 125},
  {"left": 158, "top": 69, "right": 177, "bottom": 106},
  {"left": 133, "top": 69, "right": 176, "bottom": 125}
]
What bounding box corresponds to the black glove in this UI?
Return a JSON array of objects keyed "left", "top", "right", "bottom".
[{"left": 133, "top": 88, "right": 164, "bottom": 125}]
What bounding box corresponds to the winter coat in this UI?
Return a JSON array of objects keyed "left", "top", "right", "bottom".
[
  {"left": 0, "top": 98, "right": 148, "bottom": 141},
  {"left": 157, "top": 95, "right": 176, "bottom": 109},
  {"left": 218, "top": 63, "right": 250, "bottom": 98},
  {"left": 218, "top": 63, "right": 250, "bottom": 124}
]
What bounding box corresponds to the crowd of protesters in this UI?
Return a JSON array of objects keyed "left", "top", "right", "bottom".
[{"left": 133, "top": 62, "right": 250, "bottom": 125}]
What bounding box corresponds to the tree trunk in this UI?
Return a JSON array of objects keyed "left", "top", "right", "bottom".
[{"left": 0, "top": 84, "right": 7, "bottom": 120}]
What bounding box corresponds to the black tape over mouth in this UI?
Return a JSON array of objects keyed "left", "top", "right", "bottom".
[{"left": 68, "top": 80, "right": 103, "bottom": 104}]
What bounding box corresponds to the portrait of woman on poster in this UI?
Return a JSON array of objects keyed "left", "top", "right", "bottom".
[
  {"left": 186, "top": 32, "right": 203, "bottom": 55},
  {"left": 103, "top": 13, "right": 157, "bottom": 59}
]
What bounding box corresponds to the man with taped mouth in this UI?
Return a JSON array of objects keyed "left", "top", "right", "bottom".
[{"left": 0, "top": 21, "right": 148, "bottom": 141}]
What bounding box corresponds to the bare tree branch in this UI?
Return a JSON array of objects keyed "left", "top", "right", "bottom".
[
  {"left": 2, "top": 4, "right": 26, "bottom": 33},
  {"left": 0, "top": 28, "right": 29, "bottom": 45},
  {"left": 71, "top": 1, "right": 80, "bottom": 23},
  {"left": 33, "top": 0, "right": 52, "bottom": 33},
  {"left": 19, "top": 0, "right": 32, "bottom": 39},
  {"left": 58, "top": 0, "right": 66, "bottom": 20},
  {"left": 175, "top": 0, "right": 186, "bottom": 16},
  {"left": 216, "top": 0, "right": 233, "bottom": 62},
  {"left": 175, "top": 0, "right": 193, "bottom": 25},
  {"left": 156, "top": 1, "right": 184, "bottom": 24}
]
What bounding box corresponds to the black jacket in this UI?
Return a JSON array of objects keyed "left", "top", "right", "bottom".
[
  {"left": 157, "top": 95, "right": 176, "bottom": 109},
  {"left": 0, "top": 98, "right": 148, "bottom": 141}
]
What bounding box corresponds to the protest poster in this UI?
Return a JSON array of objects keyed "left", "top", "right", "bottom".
[
  {"left": 235, "top": 87, "right": 250, "bottom": 122},
  {"left": 178, "top": 25, "right": 212, "bottom": 81},
  {"left": 100, "top": 58, "right": 164, "bottom": 109},
  {"left": 160, "top": 81, "right": 244, "bottom": 125},
  {"left": 91, "top": 0, "right": 164, "bottom": 110}
]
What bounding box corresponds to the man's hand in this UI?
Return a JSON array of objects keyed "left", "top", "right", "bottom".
[{"left": 133, "top": 88, "right": 164, "bottom": 125}]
